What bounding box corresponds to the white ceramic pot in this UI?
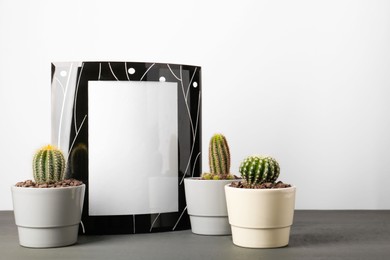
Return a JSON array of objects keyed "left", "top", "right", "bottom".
[
  {"left": 184, "top": 178, "right": 235, "bottom": 235},
  {"left": 11, "top": 184, "right": 85, "bottom": 248},
  {"left": 225, "top": 185, "right": 296, "bottom": 248}
]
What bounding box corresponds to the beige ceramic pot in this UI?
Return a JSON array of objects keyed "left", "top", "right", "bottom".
[
  {"left": 225, "top": 185, "right": 296, "bottom": 248},
  {"left": 11, "top": 184, "right": 85, "bottom": 248}
]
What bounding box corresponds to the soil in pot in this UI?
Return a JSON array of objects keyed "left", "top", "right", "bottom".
[
  {"left": 15, "top": 179, "right": 83, "bottom": 188},
  {"left": 229, "top": 180, "right": 291, "bottom": 189}
]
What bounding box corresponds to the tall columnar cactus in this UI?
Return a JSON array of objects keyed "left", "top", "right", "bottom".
[
  {"left": 202, "top": 134, "right": 233, "bottom": 180},
  {"left": 239, "top": 155, "right": 280, "bottom": 186},
  {"left": 33, "top": 145, "right": 66, "bottom": 184},
  {"left": 209, "top": 133, "right": 230, "bottom": 175}
]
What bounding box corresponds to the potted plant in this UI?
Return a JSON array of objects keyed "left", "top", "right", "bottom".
[
  {"left": 225, "top": 155, "right": 296, "bottom": 248},
  {"left": 11, "top": 145, "right": 85, "bottom": 248},
  {"left": 184, "top": 133, "right": 237, "bottom": 235}
]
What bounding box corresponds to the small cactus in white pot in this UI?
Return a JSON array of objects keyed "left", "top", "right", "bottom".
[
  {"left": 32, "top": 144, "right": 66, "bottom": 184},
  {"left": 225, "top": 155, "right": 296, "bottom": 248},
  {"left": 202, "top": 133, "right": 234, "bottom": 180},
  {"left": 184, "top": 133, "right": 238, "bottom": 235},
  {"left": 11, "top": 145, "right": 85, "bottom": 248}
]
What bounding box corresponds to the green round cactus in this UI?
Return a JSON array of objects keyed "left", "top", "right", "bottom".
[
  {"left": 239, "top": 155, "right": 280, "bottom": 186},
  {"left": 202, "top": 133, "right": 233, "bottom": 180},
  {"left": 33, "top": 145, "right": 66, "bottom": 184}
]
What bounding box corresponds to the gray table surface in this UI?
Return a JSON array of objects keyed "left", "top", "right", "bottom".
[{"left": 1, "top": 210, "right": 389, "bottom": 260}]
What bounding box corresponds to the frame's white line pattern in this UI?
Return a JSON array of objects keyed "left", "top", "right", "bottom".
[
  {"left": 133, "top": 215, "right": 136, "bottom": 234},
  {"left": 140, "top": 63, "right": 155, "bottom": 81},
  {"left": 175, "top": 81, "right": 200, "bottom": 228},
  {"left": 167, "top": 64, "right": 181, "bottom": 81},
  {"left": 124, "top": 62, "right": 130, "bottom": 81},
  {"left": 98, "top": 63, "right": 102, "bottom": 80},
  {"left": 194, "top": 91, "right": 201, "bottom": 141},
  {"left": 57, "top": 62, "right": 73, "bottom": 148},
  {"left": 67, "top": 114, "right": 87, "bottom": 161},
  {"left": 179, "top": 66, "right": 195, "bottom": 137},
  {"left": 191, "top": 152, "right": 201, "bottom": 177},
  {"left": 180, "top": 90, "right": 201, "bottom": 184},
  {"left": 73, "top": 62, "right": 85, "bottom": 132},
  {"left": 80, "top": 221, "right": 85, "bottom": 234},
  {"left": 172, "top": 206, "right": 187, "bottom": 231},
  {"left": 54, "top": 77, "right": 65, "bottom": 94},
  {"left": 150, "top": 213, "right": 161, "bottom": 232},
  {"left": 108, "top": 62, "right": 119, "bottom": 81},
  {"left": 186, "top": 67, "right": 197, "bottom": 100},
  {"left": 180, "top": 139, "right": 196, "bottom": 185}
]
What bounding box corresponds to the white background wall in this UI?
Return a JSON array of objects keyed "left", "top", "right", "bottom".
[{"left": 1, "top": 0, "right": 389, "bottom": 210}]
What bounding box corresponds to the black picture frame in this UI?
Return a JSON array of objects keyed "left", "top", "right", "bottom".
[{"left": 51, "top": 61, "right": 202, "bottom": 234}]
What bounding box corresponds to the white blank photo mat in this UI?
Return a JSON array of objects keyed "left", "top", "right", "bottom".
[{"left": 88, "top": 81, "right": 178, "bottom": 215}]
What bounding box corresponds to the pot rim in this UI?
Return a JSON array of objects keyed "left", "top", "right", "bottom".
[
  {"left": 225, "top": 184, "right": 296, "bottom": 193},
  {"left": 184, "top": 177, "right": 240, "bottom": 182}
]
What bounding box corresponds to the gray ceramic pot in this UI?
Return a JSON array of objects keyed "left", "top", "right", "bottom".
[
  {"left": 11, "top": 184, "right": 85, "bottom": 248},
  {"left": 184, "top": 178, "right": 234, "bottom": 235}
]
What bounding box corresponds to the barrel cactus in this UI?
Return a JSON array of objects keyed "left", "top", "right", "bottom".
[
  {"left": 33, "top": 145, "right": 66, "bottom": 184},
  {"left": 202, "top": 134, "right": 234, "bottom": 180},
  {"left": 239, "top": 155, "right": 280, "bottom": 186}
]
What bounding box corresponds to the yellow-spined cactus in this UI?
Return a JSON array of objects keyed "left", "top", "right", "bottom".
[{"left": 32, "top": 145, "right": 65, "bottom": 184}]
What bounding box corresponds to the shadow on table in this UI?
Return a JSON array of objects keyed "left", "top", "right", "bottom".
[
  {"left": 75, "top": 235, "right": 107, "bottom": 246},
  {"left": 289, "top": 232, "right": 346, "bottom": 247}
]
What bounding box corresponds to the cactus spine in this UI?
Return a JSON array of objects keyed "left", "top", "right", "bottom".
[
  {"left": 202, "top": 134, "right": 233, "bottom": 180},
  {"left": 239, "top": 155, "right": 280, "bottom": 186},
  {"left": 33, "top": 145, "right": 65, "bottom": 184}
]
